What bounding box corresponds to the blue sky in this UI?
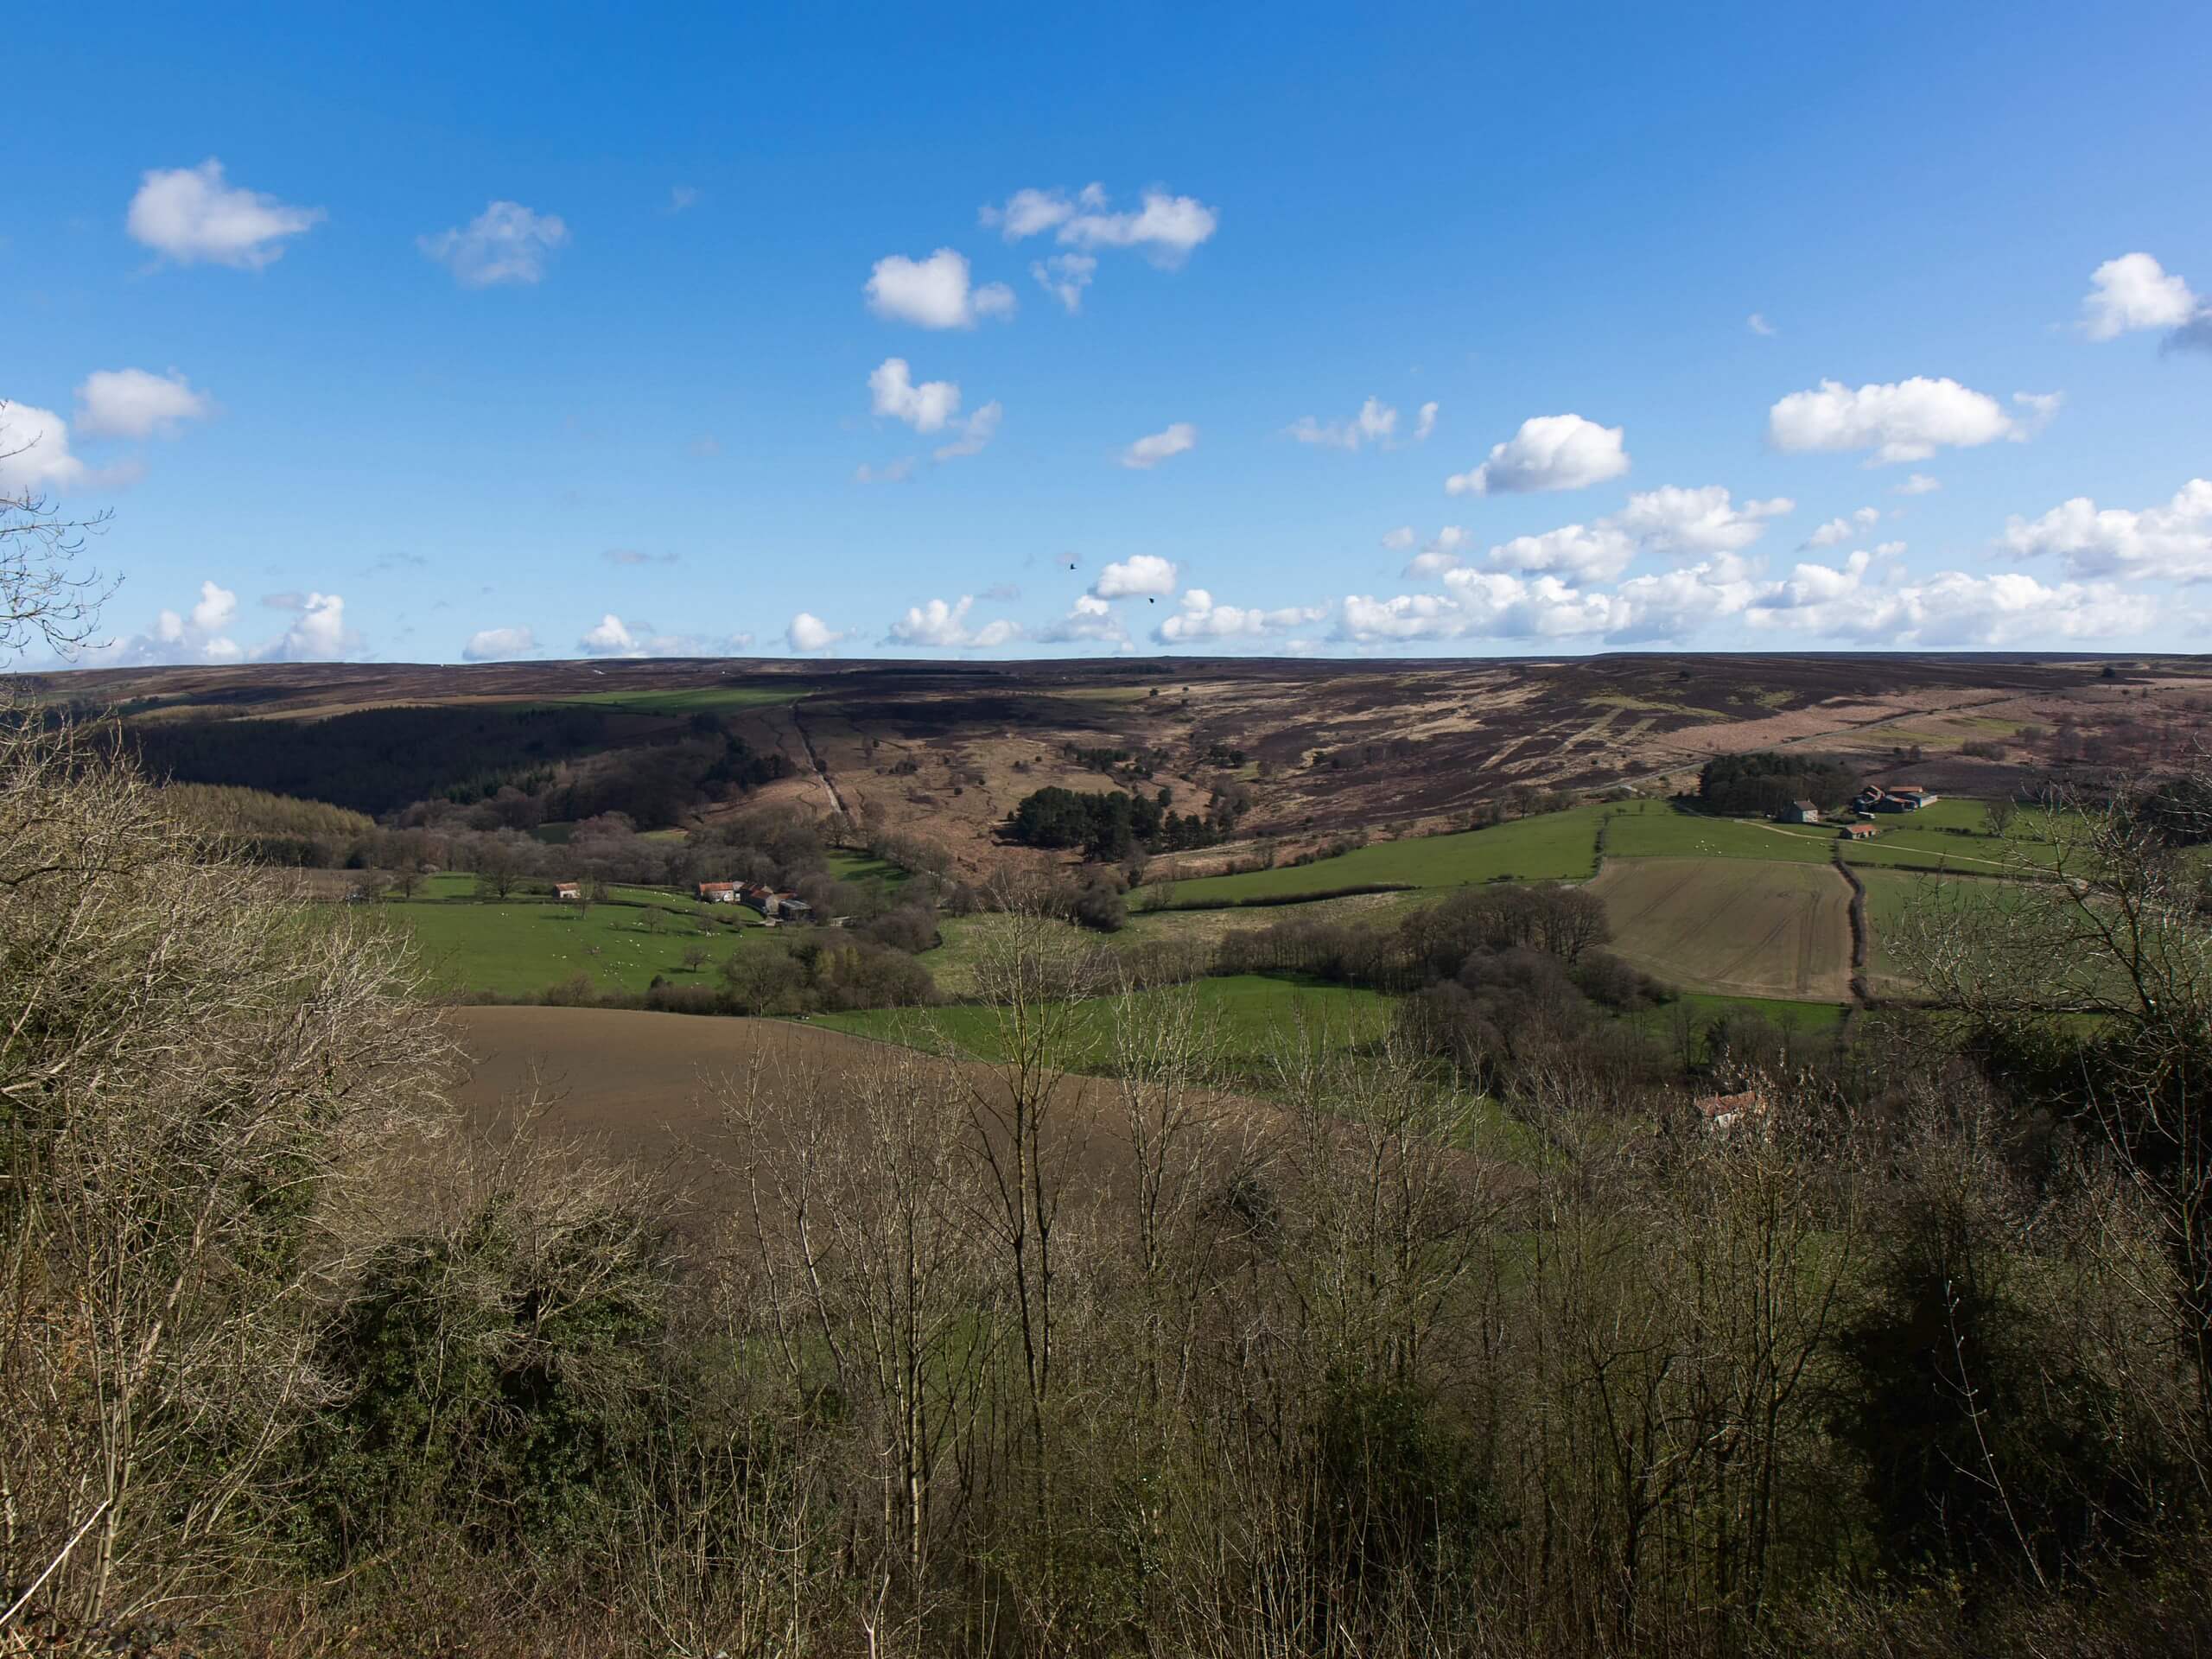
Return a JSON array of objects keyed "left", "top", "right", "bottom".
[{"left": 5, "top": 0, "right": 2209, "bottom": 665}]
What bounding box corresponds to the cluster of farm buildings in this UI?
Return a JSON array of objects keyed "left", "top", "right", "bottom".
[
  {"left": 550, "top": 879, "right": 816, "bottom": 923},
  {"left": 1776, "top": 782, "right": 1941, "bottom": 840}
]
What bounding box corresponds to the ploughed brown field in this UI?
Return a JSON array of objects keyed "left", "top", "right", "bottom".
[
  {"left": 22, "top": 651, "right": 2212, "bottom": 875},
  {"left": 441, "top": 1004, "right": 1511, "bottom": 1232}
]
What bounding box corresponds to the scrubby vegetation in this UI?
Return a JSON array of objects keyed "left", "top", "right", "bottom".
[{"left": 10, "top": 539, "right": 2212, "bottom": 1657}]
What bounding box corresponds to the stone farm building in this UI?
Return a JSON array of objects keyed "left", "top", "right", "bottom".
[
  {"left": 696, "top": 880, "right": 741, "bottom": 903},
  {"left": 554, "top": 882, "right": 582, "bottom": 900},
  {"left": 1778, "top": 800, "right": 1821, "bottom": 825}
]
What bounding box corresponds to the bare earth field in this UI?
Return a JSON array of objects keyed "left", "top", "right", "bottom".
[
  {"left": 1586, "top": 855, "right": 1856, "bottom": 1002},
  {"left": 23, "top": 651, "right": 2211, "bottom": 878}
]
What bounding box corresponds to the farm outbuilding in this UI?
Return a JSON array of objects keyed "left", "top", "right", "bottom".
[
  {"left": 1841, "top": 822, "right": 1879, "bottom": 841},
  {"left": 1778, "top": 800, "right": 1821, "bottom": 824},
  {"left": 696, "top": 880, "right": 741, "bottom": 903},
  {"left": 554, "top": 881, "right": 582, "bottom": 899}
]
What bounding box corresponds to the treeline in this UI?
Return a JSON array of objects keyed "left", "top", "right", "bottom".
[
  {"left": 161, "top": 781, "right": 379, "bottom": 864},
  {"left": 13, "top": 709, "right": 2212, "bottom": 1656},
  {"left": 1007, "top": 783, "right": 1242, "bottom": 859},
  {"left": 119, "top": 702, "right": 792, "bottom": 830},
  {"left": 1699, "top": 749, "right": 1861, "bottom": 816}
]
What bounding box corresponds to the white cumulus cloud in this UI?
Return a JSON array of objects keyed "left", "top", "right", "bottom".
[
  {"left": 882, "top": 595, "right": 1022, "bottom": 650},
  {"left": 1155, "top": 589, "right": 1325, "bottom": 643},
  {"left": 868, "top": 358, "right": 962, "bottom": 434},
  {"left": 464, "top": 626, "right": 537, "bottom": 661},
  {"left": 264, "top": 592, "right": 353, "bottom": 661},
  {"left": 2080, "top": 252, "right": 2199, "bottom": 340},
  {"left": 126, "top": 159, "right": 323, "bottom": 270},
  {"left": 2001, "top": 479, "right": 2212, "bottom": 582},
  {"left": 787, "top": 612, "right": 849, "bottom": 653},
  {"left": 1751, "top": 554, "right": 2154, "bottom": 646},
  {"left": 1767, "top": 377, "right": 2056, "bottom": 465},
  {"left": 865, "top": 248, "right": 1014, "bottom": 328},
  {"left": 1414, "top": 401, "right": 1439, "bottom": 442},
  {"left": 0, "top": 402, "right": 88, "bottom": 493},
  {"left": 1895, "top": 473, "right": 1942, "bottom": 496},
  {"left": 1610, "top": 485, "right": 1793, "bottom": 556},
  {"left": 73, "top": 368, "right": 213, "bottom": 441},
  {"left": 1119, "top": 423, "right": 1196, "bottom": 470},
  {"left": 418, "top": 201, "right": 569, "bottom": 287},
  {"left": 1092, "top": 555, "right": 1179, "bottom": 598},
  {"left": 1446, "top": 413, "right": 1629, "bottom": 495}
]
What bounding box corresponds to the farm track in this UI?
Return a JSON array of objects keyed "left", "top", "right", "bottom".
[{"left": 790, "top": 698, "right": 851, "bottom": 822}]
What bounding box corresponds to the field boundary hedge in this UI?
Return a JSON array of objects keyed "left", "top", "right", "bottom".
[
  {"left": 1833, "top": 846, "right": 1871, "bottom": 1004},
  {"left": 1136, "top": 881, "right": 1414, "bottom": 914}
]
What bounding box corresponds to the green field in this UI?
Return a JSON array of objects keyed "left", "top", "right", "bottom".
[
  {"left": 1601, "top": 802, "right": 1838, "bottom": 863},
  {"left": 382, "top": 880, "right": 763, "bottom": 997},
  {"left": 1141, "top": 804, "right": 1608, "bottom": 907},
  {"left": 1855, "top": 867, "right": 2018, "bottom": 996},
  {"left": 826, "top": 850, "right": 914, "bottom": 893},
  {"left": 815, "top": 972, "right": 1395, "bottom": 1078},
  {"left": 1840, "top": 799, "right": 2069, "bottom": 874}
]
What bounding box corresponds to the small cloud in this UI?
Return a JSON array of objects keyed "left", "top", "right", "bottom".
[
  {"left": 1092, "top": 554, "right": 1178, "bottom": 598},
  {"left": 982, "top": 183, "right": 1219, "bottom": 267},
  {"left": 933, "top": 400, "right": 1001, "bottom": 461},
  {"left": 1747, "top": 312, "right": 1777, "bottom": 337},
  {"left": 73, "top": 368, "right": 214, "bottom": 440},
  {"left": 1287, "top": 397, "right": 1398, "bottom": 451},
  {"left": 667, "top": 185, "right": 699, "bottom": 213},
  {"left": 463, "top": 626, "right": 537, "bottom": 661},
  {"left": 418, "top": 200, "right": 569, "bottom": 287},
  {"left": 1031, "top": 253, "right": 1096, "bottom": 314},
  {"left": 787, "top": 611, "right": 849, "bottom": 653},
  {"left": 868, "top": 357, "right": 960, "bottom": 434},
  {"left": 1381, "top": 526, "right": 1416, "bottom": 552},
  {"left": 1446, "top": 413, "right": 1629, "bottom": 495},
  {"left": 1414, "top": 401, "right": 1439, "bottom": 442},
  {"left": 864, "top": 248, "right": 1014, "bottom": 329},
  {"left": 1120, "top": 422, "right": 1197, "bottom": 470},
  {"left": 126, "top": 159, "right": 323, "bottom": 270},
  {"left": 1894, "top": 473, "right": 1942, "bottom": 496},
  {"left": 2080, "top": 251, "right": 2198, "bottom": 340},
  {"left": 855, "top": 456, "right": 918, "bottom": 484}
]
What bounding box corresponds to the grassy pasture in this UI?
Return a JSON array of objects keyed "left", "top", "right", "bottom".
[
  {"left": 381, "top": 880, "right": 760, "bottom": 997},
  {"left": 815, "top": 973, "right": 1395, "bottom": 1082},
  {"left": 1601, "top": 802, "right": 1837, "bottom": 863},
  {"left": 1586, "top": 855, "right": 1855, "bottom": 1001},
  {"left": 1141, "top": 804, "right": 1607, "bottom": 907},
  {"left": 1855, "top": 868, "right": 2018, "bottom": 997}
]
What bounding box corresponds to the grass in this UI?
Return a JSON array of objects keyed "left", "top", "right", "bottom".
[
  {"left": 1601, "top": 802, "right": 1838, "bottom": 863},
  {"left": 814, "top": 973, "right": 1395, "bottom": 1082},
  {"left": 1855, "top": 867, "right": 2018, "bottom": 995},
  {"left": 826, "top": 850, "right": 913, "bottom": 893},
  {"left": 1141, "top": 804, "right": 1608, "bottom": 907},
  {"left": 380, "top": 877, "right": 765, "bottom": 997}
]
